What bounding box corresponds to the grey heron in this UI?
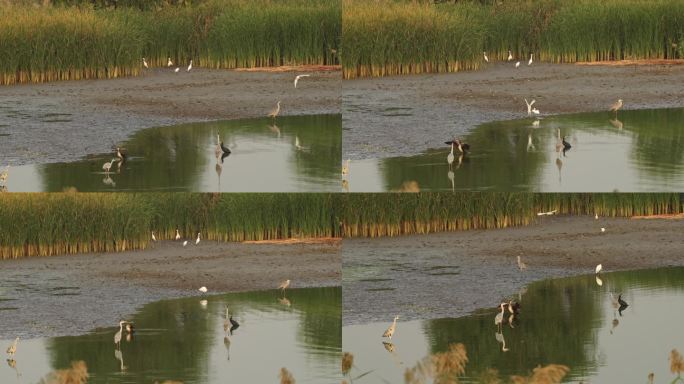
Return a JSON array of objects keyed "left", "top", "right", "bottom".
[
  {"left": 278, "top": 279, "right": 291, "bottom": 292},
  {"left": 610, "top": 99, "right": 623, "bottom": 117},
  {"left": 294, "top": 74, "right": 310, "bottom": 88},
  {"left": 6, "top": 337, "right": 18, "bottom": 356},
  {"left": 382, "top": 316, "right": 399, "bottom": 339},
  {"left": 116, "top": 147, "right": 126, "bottom": 162},
  {"left": 268, "top": 101, "right": 281, "bottom": 120}
]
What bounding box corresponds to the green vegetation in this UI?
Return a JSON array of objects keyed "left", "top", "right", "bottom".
[
  {"left": 0, "top": 193, "right": 341, "bottom": 259},
  {"left": 342, "top": 0, "right": 684, "bottom": 78},
  {"left": 0, "top": 0, "right": 340, "bottom": 85}
]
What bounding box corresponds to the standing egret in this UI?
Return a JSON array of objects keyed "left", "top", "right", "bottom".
[
  {"left": 175, "top": 229, "right": 181, "bottom": 241},
  {"left": 187, "top": 60, "right": 193, "bottom": 72},
  {"left": 528, "top": 54, "right": 533, "bottom": 66},
  {"left": 142, "top": 58, "right": 148, "bottom": 68},
  {"left": 515, "top": 61, "right": 521, "bottom": 68},
  {"left": 116, "top": 147, "right": 126, "bottom": 162},
  {"left": 174, "top": 67, "right": 180, "bottom": 73},
  {"left": 524, "top": 99, "right": 536, "bottom": 116},
  {"left": 610, "top": 99, "right": 623, "bottom": 117},
  {"left": 517, "top": 255, "right": 527, "bottom": 272},
  {"left": 531, "top": 108, "right": 540, "bottom": 115},
  {"left": 447, "top": 142, "right": 455, "bottom": 168},
  {"left": 382, "top": 316, "right": 399, "bottom": 339},
  {"left": 167, "top": 57, "right": 173, "bottom": 67},
  {"left": 342, "top": 159, "right": 350, "bottom": 177},
  {"left": 595, "top": 213, "right": 599, "bottom": 220},
  {"left": 494, "top": 303, "right": 506, "bottom": 330},
  {"left": 199, "top": 286, "right": 208, "bottom": 293},
  {"left": 6, "top": 337, "right": 18, "bottom": 356},
  {"left": 102, "top": 159, "right": 117, "bottom": 173},
  {"left": 195, "top": 232, "right": 200, "bottom": 245},
  {"left": 268, "top": 101, "right": 281, "bottom": 120},
  {"left": 114, "top": 321, "right": 126, "bottom": 348},
  {"left": 151, "top": 231, "right": 157, "bottom": 242},
  {"left": 601, "top": 227, "right": 606, "bottom": 233},
  {"left": 595, "top": 264, "right": 603, "bottom": 274},
  {"left": 278, "top": 279, "right": 291, "bottom": 292},
  {"left": 507, "top": 50, "right": 513, "bottom": 61},
  {"left": 182, "top": 240, "right": 188, "bottom": 247},
  {"left": 483, "top": 51, "right": 489, "bottom": 63},
  {"left": 294, "top": 74, "right": 310, "bottom": 88},
  {"left": 0, "top": 165, "right": 9, "bottom": 184}
]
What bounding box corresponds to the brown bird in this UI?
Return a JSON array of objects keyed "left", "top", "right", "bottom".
[{"left": 382, "top": 316, "right": 399, "bottom": 339}]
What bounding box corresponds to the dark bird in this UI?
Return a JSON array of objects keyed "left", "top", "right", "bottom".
[
  {"left": 617, "top": 294, "right": 628, "bottom": 307},
  {"left": 562, "top": 136, "right": 572, "bottom": 151},
  {"left": 125, "top": 322, "right": 135, "bottom": 334},
  {"left": 220, "top": 142, "right": 231, "bottom": 155},
  {"left": 504, "top": 300, "right": 521, "bottom": 315},
  {"left": 444, "top": 138, "right": 470, "bottom": 153},
  {"left": 229, "top": 316, "right": 240, "bottom": 334}
]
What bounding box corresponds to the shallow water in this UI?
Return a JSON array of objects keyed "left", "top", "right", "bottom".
[
  {"left": 346, "top": 108, "right": 684, "bottom": 192},
  {"left": 343, "top": 267, "right": 684, "bottom": 383},
  {"left": 3, "top": 114, "right": 341, "bottom": 192},
  {"left": 0, "top": 287, "right": 341, "bottom": 384}
]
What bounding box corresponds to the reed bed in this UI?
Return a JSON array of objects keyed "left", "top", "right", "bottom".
[
  {"left": 340, "top": 193, "right": 682, "bottom": 238},
  {"left": 0, "top": 193, "right": 341, "bottom": 259},
  {"left": 342, "top": 0, "right": 684, "bottom": 79},
  {"left": 0, "top": 0, "right": 340, "bottom": 85}
]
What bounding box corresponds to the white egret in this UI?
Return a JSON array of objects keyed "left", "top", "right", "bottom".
[
  {"left": 6, "top": 337, "right": 18, "bottom": 356},
  {"left": 268, "top": 101, "right": 281, "bottom": 119},
  {"left": 517, "top": 255, "right": 527, "bottom": 272},
  {"left": 532, "top": 108, "right": 540, "bottom": 115},
  {"left": 102, "top": 159, "right": 117, "bottom": 173},
  {"left": 515, "top": 61, "right": 521, "bottom": 68},
  {"left": 494, "top": 303, "right": 506, "bottom": 330},
  {"left": 528, "top": 53, "right": 533, "bottom": 66},
  {"left": 610, "top": 99, "right": 623, "bottom": 117},
  {"left": 342, "top": 159, "right": 350, "bottom": 177},
  {"left": 294, "top": 74, "right": 310, "bottom": 88},
  {"left": 483, "top": 51, "right": 489, "bottom": 63},
  {"left": 174, "top": 67, "right": 180, "bottom": 73},
  {"left": 382, "top": 316, "right": 399, "bottom": 339},
  {"left": 142, "top": 58, "right": 148, "bottom": 68},
  {"left": 524, "top": 98, "right": 536, "bottom": 116},
  {"left": 507, "top": 50, "right": 513, "bottom": 61},
  {"left": 187, "top": 60, "right": 193, "bottom": 72},
  {"left": 151, "top": 231, "right": 157, "bottom": 242},
  {"left": 595, "top": 213, "right": 599, "bottom": 220},
  {"left": 167, "top": 57, "right": 173, "bottom": 67},
  {"left": 595, "top": 264, "right": 603, "bottom": 274},
  {"left": 199, "top": 286, "right": 208, "bottom": 293},
  {"left": 114, "top": 321, "right": 126, "bottom": 348},
  {"left": 183, "top": 240, "right": 188, "bottom": 247},
  {"left": 601, "top": 227, "right": 606, "bottom": 233},
  {"left": 278, "top": 279, "right": 291, "bottom": 292},
  {"left": 195, "top": 232, "right": 200, "bottom": 245},
  {"left": 447, "top": 142, "right": 455, "bottom": 168},
  {"left": 175, "top": 229, "right": 181, "bottom": 241}
]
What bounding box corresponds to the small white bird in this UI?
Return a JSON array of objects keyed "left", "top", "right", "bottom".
[
  {"left": 531, "top": 108, "right": 540, "bottom": 115},
  {"left": 183, "top": 240, "right": 188, "bottom": 247},
  {"left": 294, "top": 74, "right": 310, "bottom": 88},
  {"left": 175, "top": 229, "right": 181, "bottom": 241},
  {"left": 447, "top": 142, "right": 455, "bottom": 167},
  {"left": 199, "top": 286, "right": 208, "bottom": 293},
  {"left": 174, "top": 67, "right": 180, "bottom": 73},
  {"left": 195, "top": 232, "right": 200, "bottom": 245},
  {"left": 528, "top": 53, "right": 533, "bottom": 66},
  {"left": 507, "top": 50, "right": 513, "bottom": 61},
  {"left": 525, "top": 98, "right": 536, "bottom": 116},
  {"left": 187, "top": 60, "right": 193, "bottom": 72},
  {"left": 483, "top": 51, "right": 489, "bottom": 63},
  {"left": 151, "top": 231, "right": 157, "bottom": 242},
  {"left": 595, "top": 264, "right": 603, "bottom": 274},
  {"left": 595, "top": 213, "right": 599, "bottom": 220},
  {"left": 142, "top": 57, "right": 148, "bottom": 68},
  {"left": 515, "top": 61, "right": 521, "bottom": 68},
  {"left": 167, "top": 57, "right": 173, "bottom": 67},
  {"left": 601, "top": 227, "right": 606, "bottom": 233}
]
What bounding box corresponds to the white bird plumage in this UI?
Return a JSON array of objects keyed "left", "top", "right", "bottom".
[
  {"left": 174, "top": 67, "right": 180, "bottom": 73},
  {"left": 507, "top": 50, "right": 513, "bottom": 61},
  {"left": 447, "top": 142, "right": 455, "bottom": 167},
  {"left": 102, "top": 158, "right": 118, "bottom": 173},
  {"left": 525, "top": 99, "right": 536, "bottom": 116},
  {"left": 528, "top": 54, "right": 533, "bottom": 66},
  {"left": 175, "top": 229, "right": 181, "bottom": 241},
  {"left": 6, "top": 337, "right": 18, "bottom": 356},
  {"left": 167, "top": 57, "right": 173, "bottom": 67},
  {"left": 515, "top": 61, "right": 521, "bottom": 68},
  {"left": 187, "top": 60, "right": 193, "bottom": 72},
  {"left": 151, "top": 231, "right": 157, "bottom": 242},
  {"left": 294, "top": 74, "right": 310, "bottom": 88},
  {"left": 199, "top": 286, "right": 208, "bottom": 293},
  {"left": 595, "top": 264, "right": 603, "bottom": 274},
  {"left": 195, "top": 232, "right": 200, "bottom": 245},
  {"left": 268, "top": 101, "right": 281, "bottom": 119},
  {"left": 483, "top": 51, "right": 489, "bottom": 63},
  {"left": 278, "top": 279, "right": 291, "bottom": 291},
  {"left": 142, "top": 57, "right": 148, "bottom": 68},
  {"left": 183, "top": 240, "right": 188, "bottom": 247}
]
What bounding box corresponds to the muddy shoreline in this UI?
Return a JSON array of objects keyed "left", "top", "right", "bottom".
[
  {"left": 343, "top": 63, "right": 684, "bottom": 160},
  {"left": 343, "top": 216, "right": 684, "bottom": 325},
  {"left": 0, "top": 67, "right": 341, "bottom": 166},
  {"left": 0, "top": 240, "right": 340, "bottom": 338}
]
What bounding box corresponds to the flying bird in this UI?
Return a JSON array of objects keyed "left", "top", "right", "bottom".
[{"left": 294, "top": 74, "right": 310, "bottom": 88}]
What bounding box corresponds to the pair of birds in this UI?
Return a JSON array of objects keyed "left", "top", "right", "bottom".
[
  {"left": 114, "top": 320, "right": 135, "bottom": 348},
  {"left": 445, "top": 138, "right": 469, "bottom": 168},
  {"left": 495, "top": 301, "right": 521, "bottom": 330},
  {"left": 102, "top": 147, "right": 127, "bottom": 173},
  {"left": 142, "top": 57, "right": 192, "bottom": 73}
]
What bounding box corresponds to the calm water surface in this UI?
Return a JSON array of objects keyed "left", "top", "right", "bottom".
[
  {"left": 347, "top": 108, "right": 684, "bottom": 192},
  {"left": 343, "top": 268, "right": 684, "bottom": 383},
  {"left": 0, "top": 287, "right": 341, "bottom": 384},
  {"left": 3, "top": 114, "right": 341, "bottom": 192}
]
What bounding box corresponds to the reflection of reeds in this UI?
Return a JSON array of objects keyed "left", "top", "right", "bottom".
[
  {"left": 39, "top": 361, "right": 89, "bottom": 384},
  {"left": 279, "top": 367, "right": 296, "bottom": 384},
  {"left": 405, "top": 343, "right": 468, "bottom": 384},
  {"left": 671, "top": 349, "right": 684, "bottom": 376},
  {"left": 510, "top": 364, "right": 570, "bottom": 384},
  {"left": 342, "top": 352, "right": 354, "bottom": 375}
]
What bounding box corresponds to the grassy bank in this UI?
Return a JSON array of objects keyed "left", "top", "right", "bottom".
[
  {"left": 0, "top": 193, "right": 341, "bottom": 259},
  {"left": 342, "top": 0, "right": 684, "bottom": 79},
  {"left": 0, "top": 0, "right": 340, "bottom": 85},
  {"left": 340, "top": 193, "right": 682, "bottom": 237}
]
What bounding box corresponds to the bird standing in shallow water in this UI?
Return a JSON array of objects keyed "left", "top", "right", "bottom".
[
  {"left": 610, "top": 99, "right": 623, "bottom": 117},
  {"left": 528, "top": 54, "right": 533, "bottom": 66},
  {"left": 278, "top": 279, "right": 291, "bottom": 292},
  {"left": 102, "top": 159, "right": 118, "bottom": 173},
  {"left": 508, "top": 50, "right": 513, "bottom": 61},
  {"left": 6, "top": 337, "right": 18, "bottom": 356},
  {"left": 494, "top": 303, "right": 506, "bottom": 330},
  {"left": 175, "top": 229, "right": 181, "bottom": 241},
  {"left": 114, "top": 321, "right": 126, "bottom": 349},
  {"left": 167, "top": 57, "right": 173, "bottom": 67},
  {"left": 268, "top": 101, "right": 281, "bottom": 120},
  {"left": 187, "top": 60, "right": 193, "bottom": 72},
  {"left": 517, "top": 255, "right": 527, "bottom": 272},
  {"left": 383, "top": 316, "right": 399, "bottom": 339},
  {"left": 595, "top": 264, "right": 603, "bottom": 274},
  {"left": 195, "top": 232, "right": 200, "bottom": 245},
  {"left": 447, "top": 142, "right": 455, "bottom": 168}
]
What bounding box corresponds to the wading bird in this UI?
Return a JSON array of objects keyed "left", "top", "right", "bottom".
[
  {"left": 528, "top": 54, "right": 533, "bottom": 66},
  {"left": 383, "top": 316, "right": 399, "bottom": 339},
  {"left": 601, "top": 227, "right": 606, "bottom": 233},
  {"left": 595, "top": 213, "right": 599, "bottom": 220},
  {"left": 167, "top": 57, "right": 173, "bottom": 67},
  {"left": 444, "top": 138, "right": 470, "bottom": 154},
  {"left": 114, "top": 321, "right": 126, "bottom": 349},
  {"left": 199, "top": 286, "right": 208, "bottom": 293},
  {"left": 6, "top": 337, "right": 18, "bottom": 356},
  {"left": 187, "top": 60, "right": 193, "bottom": 72},
  {"left": 517, "top": 255, "right": 527, "bottom": 272},
  {"left": 618, "top": 294, "right": 628, "bottom": 307},
  {"left": 0, "top": 165, "right": 9, "bottom": 184},
  {"left": 220, "top": 141, "right": 231, "bottom": 155},
  {"left": 116, "top": 147, "right": 126, "bottom": 162},
  {"left": 175, "top": 229, "right": 181, "bottom": 241},
  {"left": 195, "top": 232, "right": 200, "bottom": 245},
  {"left": 483, "top": 52, "right": 489, "bottom": 63},
  {"left": 532, "top": 108, "right": 540, "bottom": 115},
  {"left": 495, "top": 303, "right": 506, "bottom": 330},
  {"left": 174, "top": 67, "right": 180, "bottom": 73},
  {"left": 447, "top": 142, "right": 455, "bottom": 168},
  {"left": 610, "top": 99, "right": 623, "bottom": 117},
  {"left": 595, "top": 264, "right": 603, "bottom": 274},
  {"left": 562, "top": 136, "right": 572, "bottom": 151},
  {"left": 525, "top": 99, "right": 536, "bottom": 116},
  {"left": 506, "top": 300, "right": 521, "bottom": 315},
  {"left": 278, "top": 279, "right": 291, "bottom": 292},
  {"left": 268, "top": 101, "right": 281, "bottom": 120},
  {"left": 295, "top": 136, "right": 303, "bottom": 151},
  {"left": 183, "top": 240, "right": 188, "bottom": 247},
  {"left": 515, "top": 61, "right": 521, "bottom": 68},
  {"left": 102, "top": 159, "right": 118, "bottom": 173},
  {"left": 151, "top": 231, "right": 157, "bottom": 242},
  {"left": 342, "top": 159, "right": 350, "bottom": 177},
  {"left": 294, "top": 74, "right": 310, "bottom": 88},
  {"left": 142, "top": 58, "right": 148, "bottom": 68},
  {"left": 507, "top": 50, "right": 513, "bottom": 61}
]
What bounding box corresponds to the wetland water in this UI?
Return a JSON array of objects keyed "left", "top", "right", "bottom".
[
  {"left": 0, "top": 287, "right": 341, "bottom": 384},
  {"left": 343, "top": 268, "right": 684, "bottom": 383},
  {"left": 346, "top": 108, "right": 684, "bottom": 192},
  {"left": 3, "top": 114, "right": 341, "bottom": 192}
]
